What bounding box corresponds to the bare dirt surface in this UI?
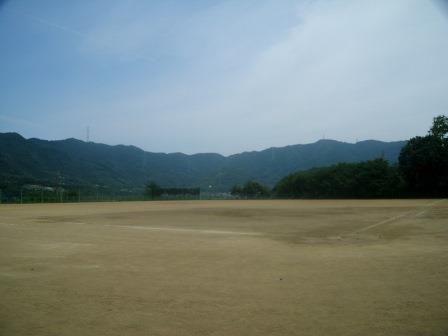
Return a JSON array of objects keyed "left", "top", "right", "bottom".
[{"left": 1, "top": 199, "right": 447, "bottom": 336}]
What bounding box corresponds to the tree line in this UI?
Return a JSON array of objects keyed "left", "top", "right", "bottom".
[
  {"left": 144, "top": 182, "right": 200, "bottom": 199},
  {"left": 231, "top": 115, "right": 448, "bottom": 199}
]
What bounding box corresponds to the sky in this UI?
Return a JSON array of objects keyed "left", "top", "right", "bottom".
[{"left": 1, "top": 0, "right": 448, "bottom": 155}]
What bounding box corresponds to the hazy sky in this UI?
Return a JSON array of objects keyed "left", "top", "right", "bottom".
[{"left": 1, "top": 0, "right": 448, "bottom": 155}]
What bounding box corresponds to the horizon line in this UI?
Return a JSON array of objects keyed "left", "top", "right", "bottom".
[{"left": 0, "top": 131, "right": 407, "bottom": 158}]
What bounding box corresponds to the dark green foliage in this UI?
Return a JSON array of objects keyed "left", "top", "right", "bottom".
[
  {"left": 0, "top": 132, "right": 406, "bottom": 194},
  {"left": 144, "top": 181, "right": 200, "bottom": 199},
  {"left": 276, "top": 115, "right": 448, "bottom": 199},
  {"left": 144, "top": 181, "right": 163, "bottom": 198},
  {"left": 230, "top": 185, "right": 243, "bottom": 196},
  {"left": 231, "top": 180, "right": 270, "bottom": 198},
  {"left": 429, "top": 115, "right": 448, "bottom": 139},
  {"left": 274, "top": 159, "right": 403, "bottom": 198},
  {"left": 2, "top": 115, "right": 447, "bottom": 201},
  {"left": 223, "top": 139, "right": 405, "bottom": 188},
  {"left": 162, "top": 187, "right": 200, "bottom": 196},
  {"left": 399, "top": 115, "right": 448, "bottom": 196}
]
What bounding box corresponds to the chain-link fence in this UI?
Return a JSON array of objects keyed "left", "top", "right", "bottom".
[
  {"left": 1, "top": 188, "right": 441, "bottom": 204},
  {"left": 0, "top": 187, "right": 216, "bottom": 204}
]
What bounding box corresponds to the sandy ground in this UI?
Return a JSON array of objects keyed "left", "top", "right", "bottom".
[{"left": 1, "top": 199, "right": 447, "bottom": 336}]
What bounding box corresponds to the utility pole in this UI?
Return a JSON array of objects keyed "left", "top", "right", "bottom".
[
  {"left": 86, "top": 126, "right": 90, "bottom": 142},
  {"left": 41, "top": 188, "right": 44, "bottom": 203}
]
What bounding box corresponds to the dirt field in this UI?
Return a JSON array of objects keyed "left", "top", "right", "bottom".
[{"left": 1, "top": 199, "right": 447, "bottom": 336}]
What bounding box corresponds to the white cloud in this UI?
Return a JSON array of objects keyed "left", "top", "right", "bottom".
[
  {"left": 145, "top": 0, "right": 448, "bottom": 154},
  {"left": 8, "top": 0, "right": 448, "bottom": 154}
]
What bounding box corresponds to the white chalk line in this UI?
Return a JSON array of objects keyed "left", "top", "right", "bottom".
[
  {"left": 104, "top": 224, "right": 261, "bottom": 236},
  {"left": 351, "top": 199, "right": 446, "bottom": 234},
  {"left": 412, "top": 199, "right": 446, "bottom": 218},
  {"left": 353, "top": 211, "right": 414, "bottom": 234}
]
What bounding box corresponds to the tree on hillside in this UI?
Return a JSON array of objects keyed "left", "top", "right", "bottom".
[
  {"left": 230, "top": 185, "right": 243, "bottom": 197},
  {"left": 429, "top": 115, "right": 448, "bottom": 139},
  {"left": 399, "top": 115, "right": 448, "bottom": 195},
  {"left": 274, "top": 159, "right": 403, "bottom": 198},
  {"left": 231, "top": 180, "right": 270, "bottom": 198},
  {"left": 144, "top": 181, "right": 163, "bottom": 199}
]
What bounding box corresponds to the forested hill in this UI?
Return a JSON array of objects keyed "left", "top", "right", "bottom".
[{"left": 0, "top": 132, "right": 406, "bottom": 191}]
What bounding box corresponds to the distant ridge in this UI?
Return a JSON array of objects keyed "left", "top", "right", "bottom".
[{"left": 0, "top": 132, "right": 406, "bottom": 191}]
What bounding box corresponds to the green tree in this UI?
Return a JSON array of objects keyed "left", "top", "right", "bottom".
[
  {"left": 230, "top": 180, "right": 270, "bottom": 198},
  {"left": 230, "top": 185, "right": 243, "bottom": 197},
  {"left": 398, "top": 115, "right": 448, "bottom": 195},
  {"left": 429, "top": 115, "right": 448, "bottom": 139},
  {"left": 144, "top": 181, "right": 163, "bottom": 199},
  {"left": 243, "top": 180, "right": 270, "bottom": 198},
  {"left": 274, "top": 159, "right": 402, "bottom": 198}
]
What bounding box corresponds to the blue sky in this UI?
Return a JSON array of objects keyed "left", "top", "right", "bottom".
[{"left": 1, "top": 0, "right": 448, "bottom": 154}]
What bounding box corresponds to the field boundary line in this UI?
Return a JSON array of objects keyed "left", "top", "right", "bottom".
[
  {"left": 350, "top": 199, "right": 446, "bottom": 235},
  {"left": 104, "top": 224, "right": 261, "bottom": 236},
  {"left": 352, "top": 211, "right": 415, "bottom": 234}
]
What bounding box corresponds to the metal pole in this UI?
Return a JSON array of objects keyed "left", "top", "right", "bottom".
[
  {"left": 41, "top": 189, "right": 44, "bottom": 203},
  {"left": 20, "top": 188, "right": 23, "bottom": 204}
]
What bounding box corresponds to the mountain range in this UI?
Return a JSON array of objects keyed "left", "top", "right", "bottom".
[{"left": 0, "top": 132, "right": 406, "bottom": 192}]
